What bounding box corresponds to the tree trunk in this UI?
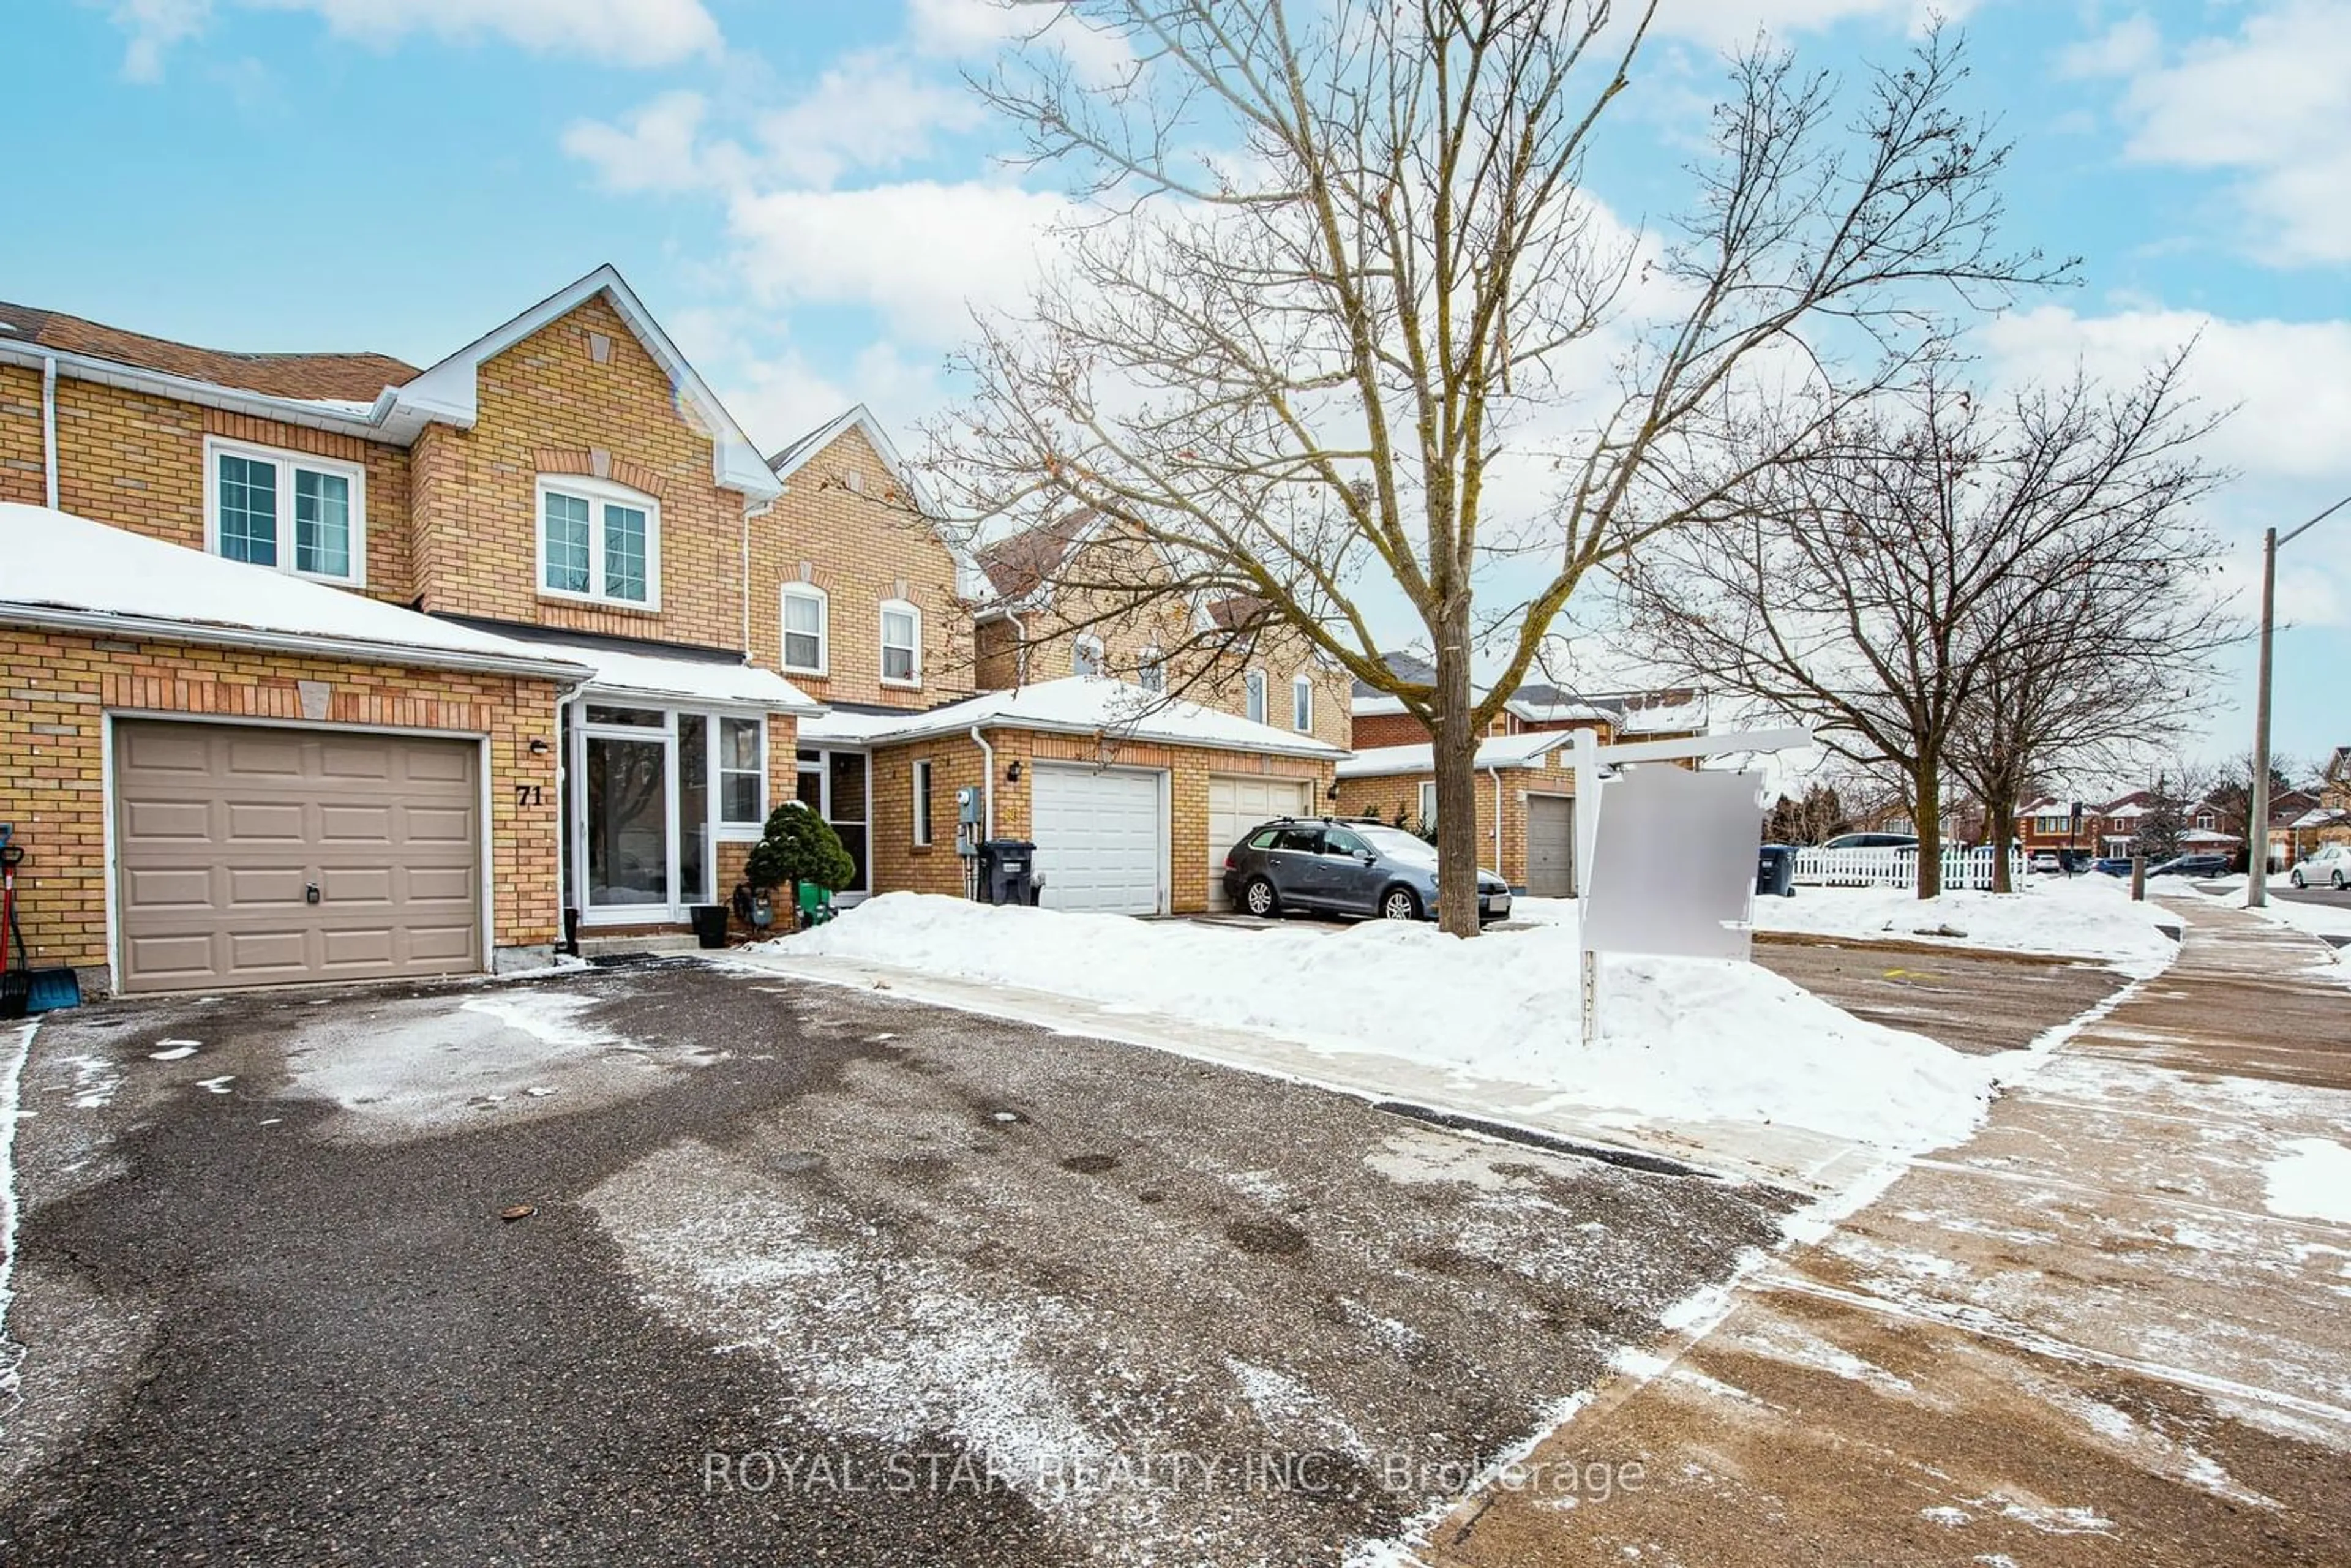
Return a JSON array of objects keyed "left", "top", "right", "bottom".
[
  {"left": 1430, "top": 631, "right": 1483, "bottom": 937},
  {"left": 1989, "top": 793, "right": 2017, "bottom": 894},
  {"left": 1913, "top": 763, "right": 1944, "bottom": 899}
]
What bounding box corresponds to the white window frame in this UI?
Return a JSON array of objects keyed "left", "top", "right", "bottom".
[
  {"left": 716, "top": 715, "right": 768, "bottom": 830},
  {"left": 536, "top": 473, "right": 662, "bottom": 610},
  {"left": 912, "top": 758, "right": 934, "bottom": 847},
  {"left": 779, "top": 583, "right": 830, "bottom": 677},
  {"left": 1138, "top": 646, "right": 1164, "bottom": 693},
  {"left": 1419, "top": 779, "right": 1438, "bottom": 826},
  {"left": 880, "top": 598, "right": 923, "bottom": 689},
  {"left": 1245, "top": 669, "right": 1267, "bottom": 726},
  {"left": 1291, "top": 673, "right": 1313, "bottom": 733},
  {"left": 203, "top": 435, "right": 368, "bottom": 586},
  {"left": 571, "top": 700, "right": 770, "bottom": 928},
  {"left": 1073, "top": 633, "right": 1106, "bottom": 679}
]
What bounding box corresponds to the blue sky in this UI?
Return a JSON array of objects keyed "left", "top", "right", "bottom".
[{"left": 4, "top": 0, "right": 2347, "bottom": 776}]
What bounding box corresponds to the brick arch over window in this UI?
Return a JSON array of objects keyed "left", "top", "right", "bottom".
[{"left": 533, "top": 448, "right": 668, "bottom": 500}]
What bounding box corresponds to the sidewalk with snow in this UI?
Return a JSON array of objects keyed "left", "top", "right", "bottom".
[{"left": 1743, "top": 871, "right": 2184, "bottom": 974}]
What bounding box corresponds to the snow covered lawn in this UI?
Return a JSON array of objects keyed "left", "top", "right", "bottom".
[
  {"left": 776, "top": 893, "right": 2006, "bottom": 1159},
  {"left": 1744, "top": 873, "right": 2182, "bottom": 974}
]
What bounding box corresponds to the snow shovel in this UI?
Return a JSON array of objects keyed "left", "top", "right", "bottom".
[{"left": 1, "top": 826, "right": 82, "bottom": 1018}]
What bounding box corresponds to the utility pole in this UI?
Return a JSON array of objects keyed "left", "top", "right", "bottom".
[{"left": 2249, "top": 492, "right": 2351, "bottom": 910}]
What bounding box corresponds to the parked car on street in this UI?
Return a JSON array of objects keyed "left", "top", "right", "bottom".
[
  {"left": 2028, "top": 850, "right": 2062, "bottom": 873},
  {"left": 2290, "top": 844, "right": 2351, "bottom": 890},
  {"left": 2091, "top": 857, "right": 2135, "bottom": 877},
  {"left": 1223, "top": 817, "right": 1512, "bottom": 924},
  {"left": 2147, "top": 852, "right": 2233, "bottom": 879}
]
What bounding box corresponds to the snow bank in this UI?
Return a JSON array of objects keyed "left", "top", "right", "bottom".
[
  {"left": 776, "top": 894, "right": 2001, "bottom": 1157},
  {"left": 2263, "top": 1138, "right": 2351, "bottom": 1223},
  {"left": 1750, "top": 874, "right": 2181, "bottom": 973}
]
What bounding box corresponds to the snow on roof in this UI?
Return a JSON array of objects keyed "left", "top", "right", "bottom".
[
  {"left": 812, "top": 676, "right": 1343, "bottom": 758},
  {"left": 0, "top": 502, "right": 588, "bottom": 677},
  {"left": 2290, "top": 808, "right": 2345, "bottom": 830},
  {"left": 1350, "top": 691, "right": 1408, "bottom": 716},
  {"left": 1335, "top": 730, "right": 1572, "bottom": 779},
  {"left": 522, "top": 637, "right": 820, "bottom": 715},
  {"left": 1613, "top": 696, "right": 1708, "bottom": 735}
]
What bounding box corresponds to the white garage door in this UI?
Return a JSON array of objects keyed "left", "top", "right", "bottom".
[
  {"left": 1030, "top": 765, "right": 1166, "bottom": 914},
  {"left": 1207, "top": 775, "right": 1313, "bottom": 912}
]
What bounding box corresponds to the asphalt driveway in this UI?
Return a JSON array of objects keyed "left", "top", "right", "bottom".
[{"left": 0, "top": 962, "right": 1794, "bottom": 1566}]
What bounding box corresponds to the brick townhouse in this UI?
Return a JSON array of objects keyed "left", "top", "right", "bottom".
[{"left": 0, "top": 267, "right": 1343, "bottom": 995}]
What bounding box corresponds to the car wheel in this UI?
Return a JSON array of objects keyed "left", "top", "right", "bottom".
[
  {"left": 2334, "top": 871, "right": 2347, "bottom": 891},
  {"left": 2293, "top": 872, "right": 2307, "bottom": 888},
  {"left": 1380, "top": 887, "right": 1421, "bottom": 921},
  {"left": 1242, "top": 877, "right": 1280, "bottom": 918}
]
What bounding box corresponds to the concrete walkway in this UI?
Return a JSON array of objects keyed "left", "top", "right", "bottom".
[{"left": 1419, "top": 900, "right": 2351, "bottom": 1566}]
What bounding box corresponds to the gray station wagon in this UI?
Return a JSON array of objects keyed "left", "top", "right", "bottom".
[{"left": 1221, "top": 817, "right": 1512, "bottom": 923}]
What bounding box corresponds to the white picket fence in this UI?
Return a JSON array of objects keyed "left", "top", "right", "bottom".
[{"left": 1790, "top": 846, "right": 2030, "bottom": 892}]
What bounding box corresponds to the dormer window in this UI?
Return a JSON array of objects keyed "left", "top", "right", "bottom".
[
  {"left": 538, "top": 475, "right": 659, "bottom": 609},
  {"left": 206, "top": 437, "right": 366, "bottom": 585}
]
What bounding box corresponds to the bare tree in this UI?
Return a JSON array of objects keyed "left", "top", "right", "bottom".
[
  {"left": 1630, "top": 356, "right": 2224, "bottom": 896},
  {"left": 1941, "top": 367, "right": 2235, "bottom": 890},
  {"left": 929, "top": 1, "right": 2064, "bottom": 932}
]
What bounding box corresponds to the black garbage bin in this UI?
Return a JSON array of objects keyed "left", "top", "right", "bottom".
[
  {"left": 689, "top": 903, "right": 730, "bottom": 948},
  {"left": 975, "top": 839, "right": 1038, "bottom": 906},
  {"left": 1757, "top": 844, "right": 1797, "bottom": 898}
]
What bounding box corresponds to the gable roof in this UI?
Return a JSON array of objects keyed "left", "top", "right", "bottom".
[
  {"left": 0, "top": 299, "right": 418, "bottom": 403},
  {"left": 976, "top": 511, "right": 1100, "bottom": 601},
  {"left": 392, "top": 264, "right": 778, "bottom": 498},
  {"left": 0, "top": 267, "right": 779, "bottom": 499},
  {"left": 767, "top": 403, "right": 983, "bottom": 598}
]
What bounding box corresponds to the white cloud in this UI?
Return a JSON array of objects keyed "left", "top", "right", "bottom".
[
  {"left": 1983, "top": 304, "right": 2351, "bottom": 482},
  {"left": 2056, "top": 13, "right": 2161, "bottom": 79},
  {"left": 112, "top": 0, "right": 212, "bottom": 81},
  {"left": 1648, "top": 0, "right": 1970, "bottom": 47},
  {"left": 2085, "top": 1, "right": 2351, "bottom": 265},
  {"left": 118, "top": 0, "right": 719, "bottom": 78},
  {"left": 561, "top": 91, "right": 751, "bottom": 195},
  {"left": 907, "top": 0, "right": 1134, "bottom": 80},
  {"left": 753, "top": 50, "right": 988, "bottom": 189},
  {"left": 724, "top": 181, "right": 1071, "bottom": 342}
]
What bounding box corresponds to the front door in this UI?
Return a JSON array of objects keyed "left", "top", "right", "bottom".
[
  {"left": 794, "top": 748, "right": 871, "bottom": 894},
  {"left": 583, "top": 727, "right": 669, "bottom": 913}
]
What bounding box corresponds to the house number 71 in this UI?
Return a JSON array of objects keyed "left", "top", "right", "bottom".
[{"left": 514, "top": 784, "right": 545, "bottom": 807}]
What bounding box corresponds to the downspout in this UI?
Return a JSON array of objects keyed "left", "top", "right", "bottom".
[
  {"left": 1488, "top": 765, "right": 1504, "bottom": 876},
  {"left": 41, "top": 356, "right": 59, "bottom": 507},
  {"left": 1006, "top": 610, "right": 1027, "bottom": 688},
  {"left": 740, "top": 498, "right": 772, "bottom": 658},
  {"left": 969, "top": 726, "right": 996, "bottom": 839}
]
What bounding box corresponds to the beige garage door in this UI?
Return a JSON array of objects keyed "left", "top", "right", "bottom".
[
  {"left": 1207, "top": 775, "right": 1313, "bottom": 912},
  {"left": 1526, "top": 792, "right": 1576, "bottom": 898},
  {"left": 113, "top": 721, "right": 482, "bottom": 993}
]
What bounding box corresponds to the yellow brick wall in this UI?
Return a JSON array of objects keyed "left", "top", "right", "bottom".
[
  {"left": 0, "top": 364, "right": 45, "bottom": 505},
  {"left": 408, "top": 294, "right": 748, "bottom": 649},
  {"left": 751, "top": 426, "right": 974, "bottom": 708},
  {"left": 993, "top": 523, "right": 1354, "bottom": 750},
  {"left": 868, "top": 735, "right": 992, "bottom": 898},
  {"left": 3, "top": 372, "right": 417, "bottom": 601},
  {"left": 0, "top": 626, "right": 567, "bottom": 980}
]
